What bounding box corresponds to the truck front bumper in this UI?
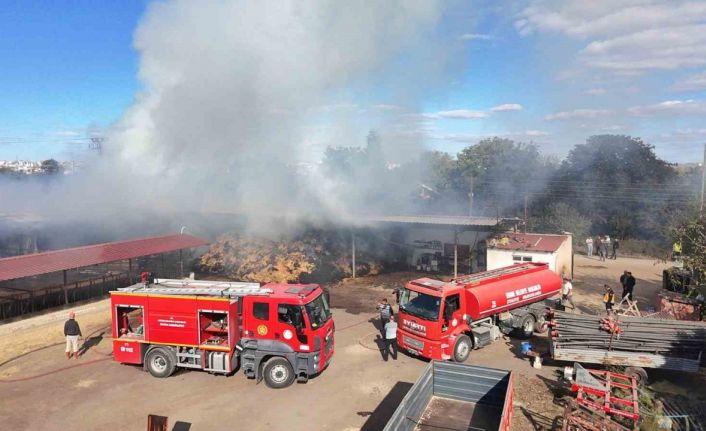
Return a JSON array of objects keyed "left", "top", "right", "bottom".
[{"left": 398, "top": 331, "right": 446, "bottom": 360}]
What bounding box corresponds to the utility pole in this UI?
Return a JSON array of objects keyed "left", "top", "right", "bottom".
[
  {"left": 468, "top": 176, "right": 474, "bottom": 217},
  {"left": 701, "top": 143, "right": 706, "bottom": 215},
  {"left": 524, "top": 194, "right": 528, "bottom": 233}
]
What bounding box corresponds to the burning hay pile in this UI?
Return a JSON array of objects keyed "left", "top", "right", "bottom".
[{"left": 199, "top": 230, "right": 390, "bottom": 283}]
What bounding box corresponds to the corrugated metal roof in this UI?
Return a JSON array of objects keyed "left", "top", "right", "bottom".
[
  {"left": 0, "top": 234, "right": 208, "bottom": 282},
  {"left": 363, "top": 215, "right": 517, "bottom": 227},
  {"left": 489, "top": 232, "right": 569, "bottom": 253}
]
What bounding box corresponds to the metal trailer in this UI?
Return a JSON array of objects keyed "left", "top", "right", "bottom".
[
  {"left": 384, "top": 361, "right": 513, "bottom": 431},
  {"left": 549, "top": 311, "right": 703, "bottom": 381},
  {"left": 562, "top": 363, "right": 640, "bottom": 431}
]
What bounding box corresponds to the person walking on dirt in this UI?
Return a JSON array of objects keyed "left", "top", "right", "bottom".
[
  {"left": 611, "top": 238, "right": 619, "bottom": 260},
  {"left": 561, "top": 277, "right": 575, "bottom": 310},
  {"left": 623, "top": 272, "right": 636, "bottom": 301},
  {"left": 377, "top": 298, "right": 393, "bottom": 334},
  {"left": 585, "top": 237, "right": 594, "bottom": 257},
  {"left": 603, "top": 285, "right": 615, "bottom": 315},
  {"left": 64, "top": 311, "right": 82, "bottom": 360},
  {"left": 598, "top": 237, "right": 607, "bottom": 261},
  {"left": 383, "top": 315, "right": 398, "bottom": 361}
]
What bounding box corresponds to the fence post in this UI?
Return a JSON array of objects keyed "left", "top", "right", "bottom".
[{"left": 62, "top": 270, "right": 69, "bottom": 305}]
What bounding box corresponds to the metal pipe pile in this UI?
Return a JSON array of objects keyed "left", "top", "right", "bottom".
[{"left": 552, "top": 311, "right": 706, "bottom": 360}]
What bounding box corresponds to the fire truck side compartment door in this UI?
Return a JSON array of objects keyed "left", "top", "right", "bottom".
[{"left": 112, "top": 339, "right": 143, "bottom": 364}]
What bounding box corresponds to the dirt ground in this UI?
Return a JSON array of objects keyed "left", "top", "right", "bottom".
[{"left": 0, "top": 255, "right": 699, "bottom": 431}]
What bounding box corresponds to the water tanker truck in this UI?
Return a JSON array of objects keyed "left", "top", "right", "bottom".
[{"left": 397, "top": 262, "right": 562, "bottom": 362}]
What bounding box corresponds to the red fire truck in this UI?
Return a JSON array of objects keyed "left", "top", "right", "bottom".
[
  {"left": 396, "top": 263, "right": 561, "bottom": 362},
  {"left": 110, "top": 278, "right": 334, "bottom": 389}
]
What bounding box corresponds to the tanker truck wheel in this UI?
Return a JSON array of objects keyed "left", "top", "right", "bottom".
[
  {"left": 517, "top": 315, "right": 536, "bottom": 339},
  {"left": 145, "top": 347, "right": 176, "bottom": 378},
  {"left": 263, "top": 357, "right": 295, "bottom": 389},
  {"left": 452, "top": 335, "right": 472, "bottom": 362}
]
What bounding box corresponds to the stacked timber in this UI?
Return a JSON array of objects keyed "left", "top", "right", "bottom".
[{"left": 551, "top": 311, "right": 706, "bottom": 362}]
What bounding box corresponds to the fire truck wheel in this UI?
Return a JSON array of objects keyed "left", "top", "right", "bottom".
[
  {"left": 145, "top": 348, "right": 176, "bottom": 378},
  {"left": 452, "top": 335, "right": 472, "bottom": 362},
  {"left": 517, "top": 315, "right": 535, "bottom": 339},
  {"left": 263, "top": 357, "right": 295, "bottom": 389}
]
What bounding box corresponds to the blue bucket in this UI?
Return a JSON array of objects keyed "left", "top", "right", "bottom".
[{"left": 520, "top": 342, "right": 532, "bottom": 355}]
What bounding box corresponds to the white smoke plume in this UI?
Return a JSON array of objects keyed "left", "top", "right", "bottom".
[
  {"left": 102, "top": 0, "right": 462, "bottom": 229},
  {"left": 1, "top": 0, "right": 471, "bottom": 238}
]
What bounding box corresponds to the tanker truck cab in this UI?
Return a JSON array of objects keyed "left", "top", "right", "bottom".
[
  {"left": 397, "top": 263, "right": 562, "bottom": 362},
  {"left": 110, "top": 279, "right": 334, "bottom": 389}
]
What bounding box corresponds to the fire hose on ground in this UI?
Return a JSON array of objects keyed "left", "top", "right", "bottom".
[
  {"left": 0, "top": 316, "right": 375, "bottom": 383},
  {"left": 0, "top": 324, "right": 114, "bottom": 383}
]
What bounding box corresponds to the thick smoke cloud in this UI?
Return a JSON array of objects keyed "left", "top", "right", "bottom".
[
  {"left": 104, "top": 0, "right": 459, "bottom": 230},
  {"left": 1, "top": 0, "right": 469, "bottom": 236}
]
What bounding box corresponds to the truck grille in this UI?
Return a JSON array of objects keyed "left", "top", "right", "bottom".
[{"left": 403, "top": 335, "right": 424, "bottom": 351}]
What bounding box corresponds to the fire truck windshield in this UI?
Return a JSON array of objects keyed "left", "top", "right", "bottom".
[
  {"left": 399, "top": 288, "right": 441, "bottom": 321},
  {"left": 305, "top": 293, "right": 331, "bottom": 329}
]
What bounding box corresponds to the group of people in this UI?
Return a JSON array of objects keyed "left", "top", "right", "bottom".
[
  {"left": 602, "top": 270, "right": 637, "bottom": 314},
  {"left": 376, "top": 298, "right": 398, "bottom": 361},
  {"left": 585, "top": 236, "right": 619, "bottom": 261}
]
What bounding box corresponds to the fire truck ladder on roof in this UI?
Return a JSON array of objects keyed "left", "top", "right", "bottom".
[
  {"left": 453, "top": 263, "right": 536, "bottom": 285},
  {"left": 118, "top": 278, "right": 272, "bottom": 298}
]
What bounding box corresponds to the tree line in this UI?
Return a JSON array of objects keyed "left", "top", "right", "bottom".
[{"left": 323, "top": 134, "right": 701, "bottom": 248}]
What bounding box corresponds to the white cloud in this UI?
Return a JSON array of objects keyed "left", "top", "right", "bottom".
[
  {"left": 372, "top": 104, "right": 402, "bottom": 111},
  {"left": 580, "top": 25, "right": 706, "bottom": 73},
  {"left": 584, "top": 88, "right": 607, "bottom": 95},
  {"left": 516, "top": 2, "right": 706, "bottom": 74},
  {"left": 53, "top": 130, "right": 83, "bottom": 137},
  {"left": 459, "top": 33, "right": 494, "bottom": 41},
  {"left": 628, "top": 99, "right": 706, "bottom": 116},
  {"left": 672, "top": 71, "right": 706, "bottom": 92},
  {"left": 490, "top": 103, "right": 523, "bottom": 112},
  {"left": 431, "top": 130, "right": 549, "bottom": 143},
  {"left": 545, "top": 109, "right": 611, "bottom": 121},
  {"left": 659, "top": 128, "right": 706, "bottom": 140},
  {"left": 525, "top": 130, "right": 549, "bottom": 136},
  {"left": 319, "top": 103, "right": 358, "bottom": 112},
  {"left": 433, "top": 109, "right": 489, "bottom": 119}
]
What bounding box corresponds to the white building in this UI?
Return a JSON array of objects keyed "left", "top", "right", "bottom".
[{"left": 486, "top": 232, "right": 573, "bottom": 279}]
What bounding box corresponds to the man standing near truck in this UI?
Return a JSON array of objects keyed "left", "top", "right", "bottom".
[
  {"left": 383, "top": 315, "right": 398, "bottom": 361},
  {"left": 64, "top": 311, "right": 82, "bottom": 360},
  {"left": 377, "top": 298, "right": 393, "bottom": 335}
]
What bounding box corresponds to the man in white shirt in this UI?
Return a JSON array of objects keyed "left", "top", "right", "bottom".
[
  {"left": 383, "top": 316, "right": 398, "bottom": 361},
  {"left": 561, "top": 277, "right": 575, "bottom": 310},
  {"left": 585, "top": 237, "right": 593, "bottom": 257}
]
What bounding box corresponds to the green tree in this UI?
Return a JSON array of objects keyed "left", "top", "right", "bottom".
[
  {"left": 555, "top": 135, "right": 688, "bottom": 241},
  {"left": 448, "top": 137, "right": 557, "bottom": 216},
  {"left": 40, "top": 159, "right": 62, "bottom": 175},
  {"left": 531, "top": 202, "right": 591, "bottom": 246}
]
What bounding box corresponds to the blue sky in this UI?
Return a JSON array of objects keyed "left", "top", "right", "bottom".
[
  {"left": 1, "top": 1, "right": 705, "bottom": 163},
  {"left": 0, "top": 1, "right": 146, "bottom": 160}
]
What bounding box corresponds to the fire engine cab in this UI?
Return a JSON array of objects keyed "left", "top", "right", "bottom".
[
  {"left": 110, "top": 278, "right": 334, "bottom": 389},
  {"left": 397, "top": 263, "right": 561, "bottom": 362}
]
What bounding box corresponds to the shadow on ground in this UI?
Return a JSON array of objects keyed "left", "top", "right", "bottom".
[{"left": 358, "top": 381, "right": 413, "bottom": 431}]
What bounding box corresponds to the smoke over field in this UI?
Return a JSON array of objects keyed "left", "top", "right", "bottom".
[
  {"left": 103, "top": 0, "right": 462, "bottom": 230},
  {"left": 1, "top": 1, "right": 470, "bottom": 236}
]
